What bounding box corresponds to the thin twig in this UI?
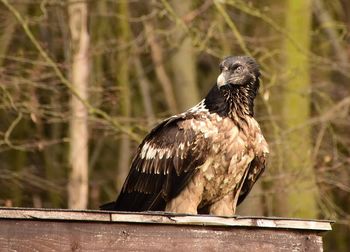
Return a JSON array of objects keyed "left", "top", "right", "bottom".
[
  {"left": 214, "top": 0, "right": 252, "bottom": 56},
  {"left": 226, "top": 0, "right": 350, "bottom": 77},
  {"left": 134, "top": 57, "right": 156, "bottom": 126},
  {"left": 1, "top": 0, "right": 141, "bottom": 142},
  {"left": 4, "top": 112, "right": 26, "bottom": 151},
  {"left": 144, "top": 20, "right": 177, "bottom": 113},
  {"left": 313, "top": 0, "right": 348, "bottom": 68}
]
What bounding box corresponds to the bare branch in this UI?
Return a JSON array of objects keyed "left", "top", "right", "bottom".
[
  {"left": 1, "top": 0, "right": 141, "bottom": 142},
  {"left": 144, "top": 20, "right": 178, "bottom": 113}
]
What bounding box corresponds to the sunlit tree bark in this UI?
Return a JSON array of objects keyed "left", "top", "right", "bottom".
[{"left": 67, "top": 0, "right": 89, "bottom": 209}]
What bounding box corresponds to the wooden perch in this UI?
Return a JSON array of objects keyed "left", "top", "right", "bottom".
[{"left": 0, "top": 207, "right": 332, "bottom": 251}]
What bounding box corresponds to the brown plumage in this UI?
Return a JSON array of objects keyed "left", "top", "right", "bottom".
[{"left": 101, "top": 56, "right": 269, "bottom": 216}]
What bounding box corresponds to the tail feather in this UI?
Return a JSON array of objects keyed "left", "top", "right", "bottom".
[
  {"left": 99, "top": 191, "right": 166, "bottom": 212},
  {"left": 99, "top": 201, "right": 116, "bottom": 210}
]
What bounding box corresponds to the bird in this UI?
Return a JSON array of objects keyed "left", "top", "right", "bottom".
[{"left": 100, "top": 56, "right": 269, "bottom": 216}]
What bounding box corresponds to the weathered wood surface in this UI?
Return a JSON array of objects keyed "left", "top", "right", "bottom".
[{"left": 0, "top": 207, "right": 332, "bottom": 252}]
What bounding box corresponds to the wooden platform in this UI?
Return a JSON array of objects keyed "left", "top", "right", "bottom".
[{"left": 0, "top": 207, "right": 332, "bottom": 251}]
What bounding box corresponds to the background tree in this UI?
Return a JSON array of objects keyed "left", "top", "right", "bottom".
[
  {"left": 277, "top": 0, "right": 318, "bottom": 218},
  {"left": 170, "top": 0, "right": 200, "bottom": 111},
  {"left": 0, "top": 0, "right": 349, "bottom": 250},
  {"left": 67, "top": 0, "right": 89, "bottom": 209}
]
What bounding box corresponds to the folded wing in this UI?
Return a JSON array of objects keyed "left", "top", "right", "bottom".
[{"left": 101, "top": 114, "right": 211, "bottom": 211}]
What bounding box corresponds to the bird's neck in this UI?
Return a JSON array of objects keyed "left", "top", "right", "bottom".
[{"left": 204, "top": 84, "right": 256, "bottom": 120}]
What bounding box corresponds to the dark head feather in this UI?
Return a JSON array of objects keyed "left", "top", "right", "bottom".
[{"left": 205, "top": 56, "right": 260, "bottom": 117}]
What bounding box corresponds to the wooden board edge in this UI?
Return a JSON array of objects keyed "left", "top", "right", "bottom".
[{"left": 0, "top": 207, "right": 333, "bottom": 231}]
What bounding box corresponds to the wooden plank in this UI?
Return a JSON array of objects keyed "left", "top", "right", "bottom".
[
  {"left": 0, "top": 208, "right": 332, "bottom": 251},
  {"left": 110, "top": 213, "right": 332, "bottom": 231},
  {"left": 0, "top": 208, "right": 110, "bottom": 222},
  {"left": 0, "top": 207, "right": 332, "bottom": 231},
  {"left": 0, "top": 219, "right": 324, "bottom": 252}
]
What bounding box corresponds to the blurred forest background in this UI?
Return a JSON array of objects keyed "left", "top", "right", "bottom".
[{"left": 0, "top": 0, "right": 349, "bottom": 250}]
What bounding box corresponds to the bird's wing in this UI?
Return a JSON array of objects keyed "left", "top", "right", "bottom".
[
  {"left": 237, "top": 154, "right": 267, "bottom": 205},
  {"left": 237, "top": 120, "right": 268, "bottom": 205},
  {"left": 107, "top": 113, "right": 211, "bottom": 211}
]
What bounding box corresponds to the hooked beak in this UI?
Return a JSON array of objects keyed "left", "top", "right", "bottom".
[{"left": 216, "top": 72, "right": 226, "bottom": 88}]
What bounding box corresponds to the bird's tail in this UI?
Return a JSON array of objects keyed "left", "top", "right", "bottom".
[{"left": 99, "top": 201, "right": 116, "bottom": 210}]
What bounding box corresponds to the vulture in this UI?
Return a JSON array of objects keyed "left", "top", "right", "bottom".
[{"left": 101, "top": 56, "right": 269, "bottom": 216}]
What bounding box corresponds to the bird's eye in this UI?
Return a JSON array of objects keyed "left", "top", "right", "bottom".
[
  {"left": 234, "top": 66, "right": 243, "bottom": 74},
  {"left": 219, "top": 64, "right": 224, "bottom": 71}
]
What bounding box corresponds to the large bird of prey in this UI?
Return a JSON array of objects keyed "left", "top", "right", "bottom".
[{"left": 101, "top": 56, "right": 269, "bottom": 216}]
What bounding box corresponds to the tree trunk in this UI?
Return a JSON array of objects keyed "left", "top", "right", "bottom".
[
  {"left": 115, "top": 0, "right": 132, "bottom": 193},
  {"left": 170, "top": 1, "right": 199, "bottom": 111},
  {"left": 67, "top": 0, "right": 89, "bottom": 209},
  {"left": 144, "top": 21, "right": 178, "bottom": 114},
  {"left": 278, "top": 0, "right": 318, "bottom": 218}
]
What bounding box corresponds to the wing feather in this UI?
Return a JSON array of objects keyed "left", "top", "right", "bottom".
[
  {"left": 237, "top": 119, "right": 269, "bottom": 205},
  {"left": 237, "top": 155, "right": 266, "bottom": 205},
  {"left": 104, "top": 113, "right": 211, "bottom": 211}
]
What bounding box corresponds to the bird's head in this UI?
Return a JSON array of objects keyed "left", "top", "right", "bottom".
[{"left": 216, "top": 56, "right": 260, "bottom": 88}]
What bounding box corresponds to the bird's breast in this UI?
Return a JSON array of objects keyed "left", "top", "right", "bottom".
[{"left": 197, "top": 115, "right": 256, "bottom": 206}]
